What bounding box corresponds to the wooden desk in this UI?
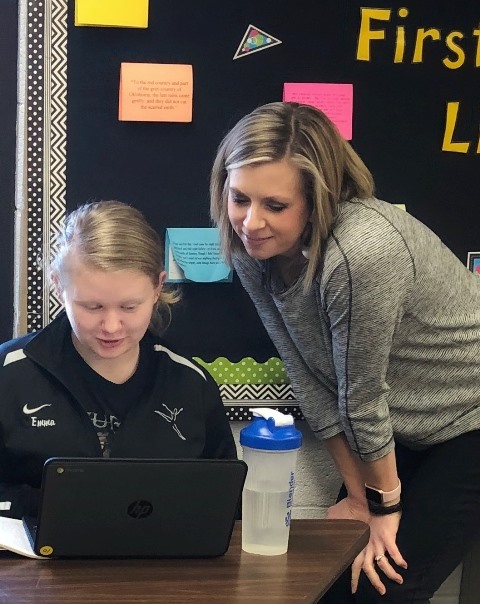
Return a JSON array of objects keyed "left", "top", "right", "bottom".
[{"left": 0, "top": 519, "right": 369, "bottom": 603}]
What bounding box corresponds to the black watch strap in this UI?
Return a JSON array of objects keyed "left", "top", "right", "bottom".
[{"left": 368, "top": 500, "right": 403, "bottom": 515}]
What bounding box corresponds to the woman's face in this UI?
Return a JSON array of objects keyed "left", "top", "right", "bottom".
[
  {"left": 227, "top": 158, "right": 310, "bottom": 260},
  {"left": 55, "top": 257, "right": 164, "bottom": 366}
]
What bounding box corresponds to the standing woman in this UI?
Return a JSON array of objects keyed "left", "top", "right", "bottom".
[
  {"left": 210, "top": 101, "right": 480, "bottom": 603},
  {"left": 0, "top": 200, "right": 236, "bottom": 520}
]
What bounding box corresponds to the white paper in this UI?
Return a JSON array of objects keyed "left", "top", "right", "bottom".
[{"left": 0, "top": 517, "right": 45, "bottom": 559}]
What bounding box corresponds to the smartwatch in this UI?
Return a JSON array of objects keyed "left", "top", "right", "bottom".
[{"left": 365, "top": 480, "right": 401, "bottom": 505}]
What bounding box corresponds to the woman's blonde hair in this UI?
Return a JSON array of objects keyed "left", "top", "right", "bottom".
[
  {"left": 210, "top": 102, "right": 374, "bottom": 288},
  {"left": 51, "top": 200, "right": 179, "bottom": 335}
]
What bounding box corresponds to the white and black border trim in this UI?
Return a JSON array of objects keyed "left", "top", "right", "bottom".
[
  {"left": 220, "top": 384, "right": 303, "bottom": 420},
  {"left": 26, "top": 0, "right": 66, "bottom": 332}
]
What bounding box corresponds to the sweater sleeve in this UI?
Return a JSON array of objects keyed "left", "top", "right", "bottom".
[{"left": 322, "top": 219, "right": 415, "bottom": 461}]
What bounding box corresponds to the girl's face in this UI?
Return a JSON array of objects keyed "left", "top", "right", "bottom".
[
  {"left": 227, "top": 158, "right": 310, "bottom": 260},
  {"left": 55, "top": 257, "right": 164, "bottom": 367}
]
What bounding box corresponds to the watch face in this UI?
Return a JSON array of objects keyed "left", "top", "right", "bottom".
[{"left": 365, "top": 486, "right": 383, "bottom": 504}]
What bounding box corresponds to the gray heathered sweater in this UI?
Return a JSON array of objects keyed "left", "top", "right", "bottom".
[{"left": 233, "top": 197, "right": 480, "bottom": 462}]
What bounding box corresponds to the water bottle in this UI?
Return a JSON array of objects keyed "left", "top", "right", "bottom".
[{"left": 240, "top": 407, "right": 302, "bottom": 555}]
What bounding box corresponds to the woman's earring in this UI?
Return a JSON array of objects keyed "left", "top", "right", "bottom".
[{"left": 301, "top": 247, "right": 311, "bottom": 259}]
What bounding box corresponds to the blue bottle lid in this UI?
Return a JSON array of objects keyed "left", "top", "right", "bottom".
[{"left": 240, "top": 408, "right": 302, "bottom": 451}]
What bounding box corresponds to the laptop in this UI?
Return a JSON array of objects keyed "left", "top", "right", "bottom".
[{"left": 22, "top": 457, "right": 247, "bottom": 559}]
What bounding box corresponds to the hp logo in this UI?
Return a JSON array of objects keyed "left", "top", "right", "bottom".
[{"left": 127, "top": 500, "right": 153, "bottom": 519}]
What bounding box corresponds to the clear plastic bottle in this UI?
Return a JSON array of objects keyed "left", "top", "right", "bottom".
[{"left": 240, "top": 408, "right": 302, "bottom": 555}]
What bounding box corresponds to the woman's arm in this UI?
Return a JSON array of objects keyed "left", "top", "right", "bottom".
[
  {"left": 324, "top": 431, "right": 401, "bottom": 516},
  {"left": 324, "top": 432, "right": 407, "bottom": 595},
  {"left": 322, "top": 209, "right": 415, "bottom": 461},
  {"left": 329, "top": 431, "right": 400, "bottom": 497},
  {"left": 324, "top": 432, "right": 367, "bottom": 504}
]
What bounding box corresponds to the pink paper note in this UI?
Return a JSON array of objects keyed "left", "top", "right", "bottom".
[{"left": 283, "top": 83, "right": 353, "bottom": 140}]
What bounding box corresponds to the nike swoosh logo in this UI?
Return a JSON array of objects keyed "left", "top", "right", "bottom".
[{"left": 23, "top": 403, "right": 52, "bottom": 415}]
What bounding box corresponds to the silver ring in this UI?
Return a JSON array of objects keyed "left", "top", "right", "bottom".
[{"left": 374, "top": 554, "right": 385, "bottom": 562}]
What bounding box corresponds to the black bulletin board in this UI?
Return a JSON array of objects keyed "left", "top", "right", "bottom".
[
  {"left": 0, "top": 0, "right": 17, "bottom": 343},
  {"left": 28, "top": 1, "right": 480, "bottom": 365}
]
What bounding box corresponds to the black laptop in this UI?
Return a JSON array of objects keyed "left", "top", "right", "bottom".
[{"left": 23, "top": 457, "right": 247, "bottom": 559}]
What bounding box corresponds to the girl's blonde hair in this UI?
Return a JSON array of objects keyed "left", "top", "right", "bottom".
[
  {"left": 51, "top": 200, "right": 179, "bottom": 334},
  {"left": 210, "top": 102, "right": 374, "bottom": 288}
]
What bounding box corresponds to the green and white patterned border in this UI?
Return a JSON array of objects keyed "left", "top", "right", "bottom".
[
  {"left": 194, "top": 356, "right": 289, "bottom": 384},
  {"left": 195, "top": 357, "right": 303, "bottom": 420}
]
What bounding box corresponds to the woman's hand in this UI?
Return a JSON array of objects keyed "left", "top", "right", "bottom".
[
  {"left": 322, "top": 435, "right": 407, "bottom": 595},
  {"left": 351, "top": 512, "right": 407, "bottom": 596},
  {"left": 326, "top": 496, "right": 371, "bottom": 524}
]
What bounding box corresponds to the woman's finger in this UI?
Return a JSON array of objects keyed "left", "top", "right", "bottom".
[
  {"left": 386, "top": 542, "right": 408, "bottom": 569},
  {"left": 375, "top": 553, "right": 404, "bottom": 585},
  {"left": 351, "top": 551, "right": 365, "bottom": 594},
  {"left": 361, "top": 554, "right": 386, "bottom": 595}
]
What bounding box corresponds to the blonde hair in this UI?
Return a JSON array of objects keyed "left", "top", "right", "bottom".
[
  {"left": 51, "top": 200, "right": 179, "bottom": 335},
  {"left": 210, "top": 102, "right": 374, "bottom": 288}
]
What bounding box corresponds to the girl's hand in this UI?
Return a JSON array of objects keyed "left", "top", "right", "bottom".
[{"left": 351, "top": 512, "right": 407, "bottom": 595}]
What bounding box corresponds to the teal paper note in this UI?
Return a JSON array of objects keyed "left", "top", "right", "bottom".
[{"left": 165, "top": 228, "right": 233, "bottom": 283}]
